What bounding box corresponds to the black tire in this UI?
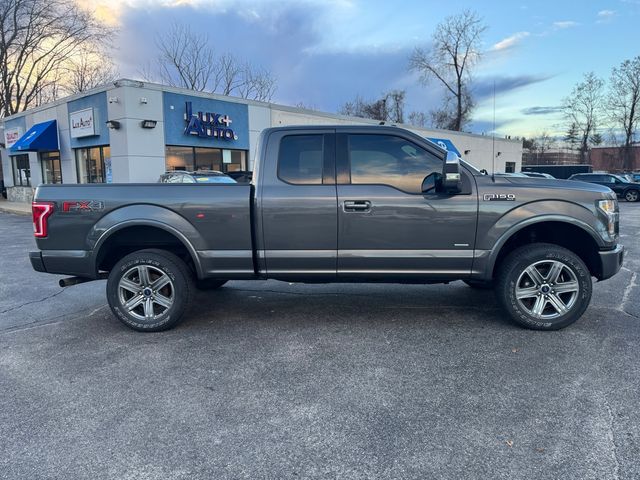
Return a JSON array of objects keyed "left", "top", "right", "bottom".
[
  {"left": 106, "top": 249, "right": 194, "bottom": 332},
  {"left": 195, "top": 279, "right": 228, "bottom": 291},
  {"left": 624, "top": 189, "right": 639, "bottom": 202},
  {"left": 496, "top": 243, "right": 592, "bottom": 330},
  {"left": 463, "top": 279, "right": 494, "bottom": 290}
]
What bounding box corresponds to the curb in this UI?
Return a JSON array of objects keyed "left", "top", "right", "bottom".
[{"left": 0, "top": 206, "right": 31, "bottom": 216}]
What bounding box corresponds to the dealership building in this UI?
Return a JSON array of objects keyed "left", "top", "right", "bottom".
[{"left": 0, "top": 79, "right": 522, "bottom": 203}]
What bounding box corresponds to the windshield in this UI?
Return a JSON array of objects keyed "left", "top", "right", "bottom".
[
  {"left": 193, "top": 175, "right": 237, "bottom": 184},
  {"left": 612, "top": 174, "right": 628, "bottom": 183}
]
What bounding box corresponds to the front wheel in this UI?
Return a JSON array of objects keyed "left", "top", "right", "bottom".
[
  {"left": 624, "top": 189, "right": 639, "bottom": 202},
  {"left": 496, "top": 243, "right": 592, "bottom": 330},
  {"left": 106, "top": 249, "right": 194, "bottom": 332}
]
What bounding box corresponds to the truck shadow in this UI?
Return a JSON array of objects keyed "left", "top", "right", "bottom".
[{"left": 183, "top": 280, "right": 514, "bottom": 331}]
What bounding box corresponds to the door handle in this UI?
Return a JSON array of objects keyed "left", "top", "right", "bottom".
[{"left": 343, "top": 200, "right": 372, "bottom": 212}]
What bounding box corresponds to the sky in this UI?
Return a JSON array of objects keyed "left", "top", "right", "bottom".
[{"left": 78, "top": 0, "right": 640, "bottom": 138}]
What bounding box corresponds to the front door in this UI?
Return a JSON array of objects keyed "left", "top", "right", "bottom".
[{"left": 336, "top": 132, "right": 478, "bottom": 280}]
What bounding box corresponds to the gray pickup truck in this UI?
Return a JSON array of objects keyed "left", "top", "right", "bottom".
[{"left": 30, "top": 125, "right": 624, "bottom": 331}]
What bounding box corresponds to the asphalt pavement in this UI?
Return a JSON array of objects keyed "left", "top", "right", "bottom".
[{"left": 0, "top": 205, "right": 639, "bottom": 480}]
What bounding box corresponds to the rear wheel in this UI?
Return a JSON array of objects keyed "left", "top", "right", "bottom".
[
  {"left": 624, "top": 189, "right": 639, "bottom": 202},
  {"left": 496, "top": 243, "right": 592, "bottom": 330},
  {"left": 106, "top": 249, "right": 194, "bottom": 332}
]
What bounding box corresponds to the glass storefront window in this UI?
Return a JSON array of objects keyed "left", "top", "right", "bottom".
[
  {"left": 165, "top": 146, "right": 194, "bottom": 171},
  {"left": 40, "top": 151, "right": 62, "bottom": 184},
  {"left": 226, "top": 150, "right": 246, "bottom": 172},
  {"left": 195, "top": 148, "right": 222, "bottom": 171},
  {"left": 76, "top": 146, "right": 110, "bottom": 183},
  {"left": 11, "top": 155, "right": 31, "bottom": 187},
  {"left": 165, "top": 146, "right": 247, "bottom": 173}
]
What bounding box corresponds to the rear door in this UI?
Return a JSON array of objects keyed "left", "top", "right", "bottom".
[
  {"left": 336, "top": 131, "right": 478, "bottom": 280},
  {"left": 258, "top": 129, "right": 337, "bottom": 280}
]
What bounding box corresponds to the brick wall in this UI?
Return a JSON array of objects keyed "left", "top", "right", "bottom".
[{"left": 589, "top": 147, "right": 640, "bottom": 172}]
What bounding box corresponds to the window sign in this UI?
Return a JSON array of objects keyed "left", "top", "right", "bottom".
[
  {"left": 105, "top": 157, "right": 113, "bottom": 183},
  {"left": 4, "top": 127, "right": 22, "bottom": 147},
  {"left": 70, "top": 108, "right": 97, "bottom": 138}
]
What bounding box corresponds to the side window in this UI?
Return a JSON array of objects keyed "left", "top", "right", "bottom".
[
  {"left": 347, "top": 134, "right": 442, "bottom": 194},
  {"left": 278, "top": 135, "right": 323, "bottom": 185}
]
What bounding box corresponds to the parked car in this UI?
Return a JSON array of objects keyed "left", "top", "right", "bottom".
[
  {"left": 494, "top": 172, "right": 529, "bottom": 177},
  {"left": 29, "top": 125, "right": 624, "bottom": 332},
  {"left": 522, "top": 172, "right": 555, "bottom": 179},
  {"left": 159, "top": 171, "right": 237, "bottom": 184},
  {"left": 568, "top": 173, "right": 639, "bottom": 202},
  {"left": 226, "top": 170, "right": 253, "bottom": 183},
  {"left": 621, "top": 172, "right": 640, "bottom": 183}
]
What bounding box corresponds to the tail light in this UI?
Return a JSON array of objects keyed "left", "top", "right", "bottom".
[{"left": 32, "top": 202, "right": 55, "bottom": 238}]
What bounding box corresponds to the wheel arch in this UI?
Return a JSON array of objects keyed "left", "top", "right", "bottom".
[
  {"left": 486, "top": 216, "right": 604, "bottom": 280},
  {"left": 89, "top": 205, "right": 205, "bottom": 278}
]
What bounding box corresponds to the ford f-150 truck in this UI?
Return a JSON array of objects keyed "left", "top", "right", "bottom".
[{"left": 29, "top": 126, "right": 624, "bottom": 332}]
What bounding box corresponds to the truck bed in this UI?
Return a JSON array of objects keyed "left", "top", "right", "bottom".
[{"left": 32, "top": 183, "right": 254, "bottom": 279}]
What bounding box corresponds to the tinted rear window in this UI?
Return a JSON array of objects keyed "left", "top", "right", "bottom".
[{"left": 278, "top": 135, "right": 324, "bottom": 185}]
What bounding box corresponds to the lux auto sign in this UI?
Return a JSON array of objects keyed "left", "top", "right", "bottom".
[{"left": 183, "top": 102, "right": 237, "bottom": 140}]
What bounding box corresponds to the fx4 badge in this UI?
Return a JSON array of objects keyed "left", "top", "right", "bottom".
[
  {"left": 483, "top": 193, "right": 516, "bottom": 201},
  {"left": 62, "top": 201, "right": 105, "bottom": 212}
]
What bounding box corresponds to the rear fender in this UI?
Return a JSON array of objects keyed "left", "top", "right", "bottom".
[{"left": 88, "top": 205, "right": 205, "bottom": 278}]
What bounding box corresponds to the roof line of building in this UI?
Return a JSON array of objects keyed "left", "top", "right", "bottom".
[{"left": 1, "top": 78, "right": 521, "bottom": 144}]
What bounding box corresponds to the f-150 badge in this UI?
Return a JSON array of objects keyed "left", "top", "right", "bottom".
[{"left": 483, "top": 193, "right": 516, "bottom": 201}]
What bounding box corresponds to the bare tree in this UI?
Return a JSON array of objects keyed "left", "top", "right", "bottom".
[
  {"left": 65, "top": 48, "right": 119, "bottom": 94},
  {"left": 607, "top": 56, "right": 640, "bottom": 171},
  {"left": 536, "top": 131, "right": 555, "bottom": 156},
  {"left": 155, "top": 23, "right": 217, "bottom": 92},
  {"left": 387, "top": 90, "right": 405, "bottom": 124},
  {"left": 408, "top": 111, "right": 428, "bottom": 128},
  {"left": 339, "top": 91, "right": 405, "bottom": 123},
  {"left": 409, "top": 10, "right": 487, "bottom": 131},
  {"left": 236, "top": 63, "right": 277, "bottom": 103},
  {"left": 562, "top": 72, "right": 605, "bottom": 162},
  {"left": 147, "top": 22, "right": 277, "bottom": 102},
  {"left": 0, "top": 0, "right": 109, "bottom": 117}
]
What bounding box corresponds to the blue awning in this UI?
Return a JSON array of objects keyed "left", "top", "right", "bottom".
[
  {"left": 10, "top": 120, "right": 59, "bottom": 153},
  {"left": 426, "top": 137, "right": 461, "bottom": 156}
]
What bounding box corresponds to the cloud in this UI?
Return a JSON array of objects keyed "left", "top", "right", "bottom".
[
  {"left": 552, "top": 20, "right": 579, "bottom": 29},
  {"left": 521, "top": 106, "right": 563, "bottom": 115},
  {"left": 111, "top": 1, "right": 419, "bottom": 113},
  {"left": 598, "top": 9, "right": 616, "bottom": 17},
  {"left": 491, "top": 31, "right": 530, "bottom": 51},
  {"left": 597, "top": 9, "right": 617, "bottom": 23},
  {"left": 472, "top": 75, "right": 554, "bottom": 100}
]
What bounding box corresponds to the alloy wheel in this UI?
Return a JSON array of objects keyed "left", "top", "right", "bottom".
[
  {"left": 117, "top": 265, "right": 175, "bottom": 322},
  {"left": 515, "top": 260, "right": 579, "bottom": 320}
]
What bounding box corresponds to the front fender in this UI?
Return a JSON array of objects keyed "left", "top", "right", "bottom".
[
  {"left": 474, "top": 200, "right": 608, "bottom": 280},
  {"left": 88, "top": 205, "right": 205, "bottom": 278}
]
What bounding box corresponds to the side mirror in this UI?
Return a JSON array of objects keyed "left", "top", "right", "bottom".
[
  {"left": 421, "top": 172, "right": 441, "bottom": 194},
  {"left": 442, "top": 151, "right": 462, "bottom": 193}
]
